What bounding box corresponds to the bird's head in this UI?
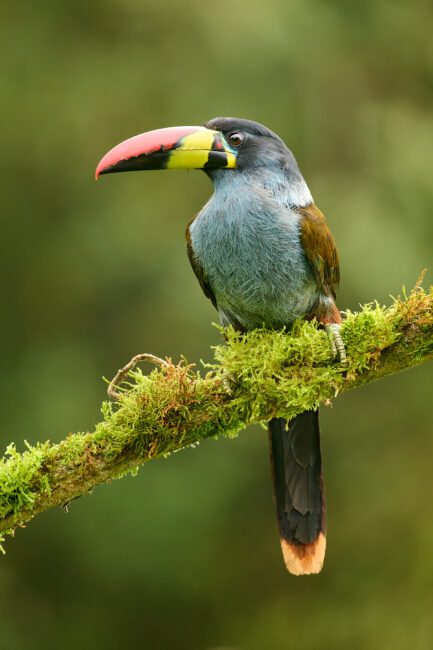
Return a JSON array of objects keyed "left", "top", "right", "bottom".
[
  {"left": 204, "top": 116, "right": 294, "bottom": 176},
  {"left": 96, "top": 117, "right": 303, "bottom": 184}
]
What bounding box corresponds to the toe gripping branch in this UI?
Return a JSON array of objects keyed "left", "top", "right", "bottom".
[{"left": 325, "top": 323, "right": 347, "bottom": 364}]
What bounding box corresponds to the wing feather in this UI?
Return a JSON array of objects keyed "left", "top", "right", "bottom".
[
  {"left": 296, "top": 204, "right": 340, "bottom": 299},
  {"left": 185, "top": 220, "right": 218, "bottom": 309}
]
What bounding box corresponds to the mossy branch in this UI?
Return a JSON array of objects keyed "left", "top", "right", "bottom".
[{"left": 1, "top": 284, "right": 433, "bottom": 549}]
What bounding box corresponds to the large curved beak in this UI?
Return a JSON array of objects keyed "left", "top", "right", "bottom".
[{"left": 95, "top": 126, "right": 237, "bottom": 179}]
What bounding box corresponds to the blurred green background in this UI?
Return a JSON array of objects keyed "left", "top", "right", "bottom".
[{"left": 1, "top": 1, "right": 433, "bottom": 648}]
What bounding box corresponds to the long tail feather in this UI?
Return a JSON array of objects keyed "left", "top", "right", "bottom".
[{"left": 268, "top": 410, "right": 326, "bottom": 575}]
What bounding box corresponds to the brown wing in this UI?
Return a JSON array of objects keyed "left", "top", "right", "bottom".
[
  {"left": 296, "top": 204, "right": 340, "bottom": 299},
  {"left": 185, "top": 220, "right": 218, "bottom": 309}
]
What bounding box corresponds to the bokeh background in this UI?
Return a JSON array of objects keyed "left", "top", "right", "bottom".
[{"left": 1, "top": 1, "right": 433, "bottom": 648}]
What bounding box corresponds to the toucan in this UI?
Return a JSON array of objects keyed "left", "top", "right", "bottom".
[{"left": 96, "top": 117, "right": 346, "bottom": 575}]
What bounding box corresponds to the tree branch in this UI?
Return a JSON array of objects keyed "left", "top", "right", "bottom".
[{"left": 1, "top": 284, "right": 432, "bottom": 548}]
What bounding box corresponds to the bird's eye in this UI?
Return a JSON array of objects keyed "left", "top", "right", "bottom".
[{"left": 228, "top": 132, "right": 245, "bottom": 147}]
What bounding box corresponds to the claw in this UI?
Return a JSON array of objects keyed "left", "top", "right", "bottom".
[{"left": 325, "top": 323, "right": 347, "bottom": 364}]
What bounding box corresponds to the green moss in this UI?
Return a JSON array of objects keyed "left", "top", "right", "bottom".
[
  {"left": 212, "top": 298, "right": 401, "bottom": 422},
  {"left": 0, "top": 441, "right": 52, "bottom": 520}
]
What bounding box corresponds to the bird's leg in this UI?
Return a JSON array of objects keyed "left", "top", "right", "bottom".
[{"left": 325, "top": 323, "right": 347, "bottom": 364}]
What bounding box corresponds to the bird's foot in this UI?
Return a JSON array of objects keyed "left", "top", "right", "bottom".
[
  {"left": 325, "top": 323, "right": 347, "bottom": 364},
  {"left": 222, "top": 370, "right": 234, "bottom": 395}
]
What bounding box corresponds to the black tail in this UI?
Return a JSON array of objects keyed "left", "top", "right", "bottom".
[{"left": 268, "top": 410, "right": 326, "bottom": 575}]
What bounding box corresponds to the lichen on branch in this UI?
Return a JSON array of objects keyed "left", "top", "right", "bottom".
[{"left": 1, "top": 284, "right": 432, "bottom": 550}]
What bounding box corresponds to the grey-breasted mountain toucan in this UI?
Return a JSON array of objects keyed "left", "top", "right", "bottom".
[{"left": 96, "top": 117, "right": 346, "bottom": 575}]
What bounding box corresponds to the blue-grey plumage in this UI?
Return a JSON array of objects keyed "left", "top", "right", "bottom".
[{"left": 189, "top": 167, "right": 319, "bottom": 330}]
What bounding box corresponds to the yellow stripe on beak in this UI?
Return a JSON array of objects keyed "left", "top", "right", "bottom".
[
  {"left": 166, "top": 150, "right": 212, "bottom": 169},
  {"left": 166, "top": 129, "right": 237, "bottom": 170},
  {"left": 222, "top": 151, "right": 237, "bottom": 168},
  {"left": 179, "top": 129, "right": 215, "bottom": 151}
]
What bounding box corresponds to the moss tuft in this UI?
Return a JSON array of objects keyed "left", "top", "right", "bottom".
[{"left": 0, "top": 441, "right": 52, "bottom": 520}]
